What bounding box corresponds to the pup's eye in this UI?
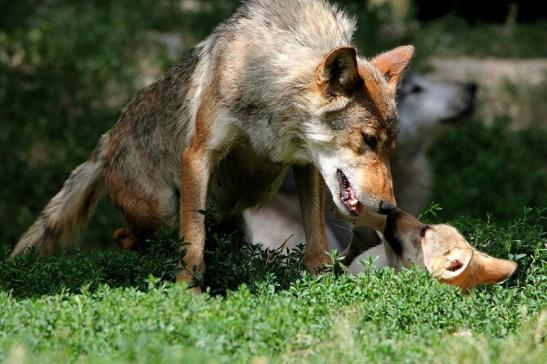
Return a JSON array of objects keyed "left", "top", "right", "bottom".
[{"left": 362, "top": 133, "right": 378, "bottom": 148}]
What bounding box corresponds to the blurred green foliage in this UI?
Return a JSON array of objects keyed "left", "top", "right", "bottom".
[
  {"left": 430, "top": 119, "right": 547, "bottom": 222},
  {"left": 412, "top": 16, "right": 547, "bottom": 61}
]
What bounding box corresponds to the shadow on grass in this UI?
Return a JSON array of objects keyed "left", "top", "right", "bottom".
[
  {"left": 0, "top": 224, "right": 306, "bottom": 299},
  {"left": 2, "top": 207, "right": 544, "bottom": 299}
]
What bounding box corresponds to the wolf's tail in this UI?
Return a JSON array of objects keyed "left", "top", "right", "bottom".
[{"left": 11, "top": 133, "right": 110, "bottom": 256}]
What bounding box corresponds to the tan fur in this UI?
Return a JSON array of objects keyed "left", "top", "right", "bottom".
[
  {"left": 178, "top": 83, "right": 224, "bottom": 283},
  {"left": 381, "top": 206, "right": 517, "bottom": 292},
  {"left": 316, "top": 46, "right": 360, "bottom": 98},
  {"left": 294, "top": 165, "right": 330, "bottom": 272},
  {"left": 371, "top": 46, "right": 415, "bottom": 90},
  {"left": 178, "top": 144, "right": 212, "bottom": 282},
  {"left": 112, "top": 228, "right": 143, "bottom": 253},
  {"left": 424, "top": 225, "right": 518, "bottom": 292}
]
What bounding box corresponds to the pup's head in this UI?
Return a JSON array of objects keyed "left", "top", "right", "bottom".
[
  {"left": 397, "top": 74, "right": 477, "bottom": 142},
  {"left": 306, "top": 45, "right": 414, "bottom": 229},
  {"left": 379, "top": 202, "right": 517, "bottom": 292}
]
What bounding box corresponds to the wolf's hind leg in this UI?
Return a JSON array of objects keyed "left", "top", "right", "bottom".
[
  {"left": 113, "top": 228, "right": 144, "bottom": 253},
  {"left": 106, "top": 168, "right": 179, "bottom": 255}
]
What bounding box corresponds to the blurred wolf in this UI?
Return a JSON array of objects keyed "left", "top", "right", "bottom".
[
  {"left": 11, "top": 0, "right": 414, "bottom": 287},
  {"left": 391, "top": 74, "right": 476, "bottom": 215},
  {"left": 248, "top": 73, "right": 476, "bottom": 252}
]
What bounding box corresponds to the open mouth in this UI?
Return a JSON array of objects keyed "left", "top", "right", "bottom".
[{"left": 336, "top": 169, "right": 363, "bottom": 216}]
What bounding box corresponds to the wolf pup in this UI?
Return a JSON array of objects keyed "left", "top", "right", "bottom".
[
  {"left": 11, "top": 0, "right": 414, "bottom": 288},
  {"left": 348, "top": 202, "right": 517, "bottom": 292}
]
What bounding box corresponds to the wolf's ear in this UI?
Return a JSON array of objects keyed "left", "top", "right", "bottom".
[
  {"left": 317, "top": 46, "right": 360, "bottom": 97},
  {"left": 371, "top": 45, "right": 414, "bottom": 88}
]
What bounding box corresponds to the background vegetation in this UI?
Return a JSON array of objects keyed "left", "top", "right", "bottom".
[{"left": 0, "top": 0, "right": 545, "bottom": 363}]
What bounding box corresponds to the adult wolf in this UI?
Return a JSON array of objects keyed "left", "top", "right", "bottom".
[
  {"left": 246, "top": 73, "right": 477, "bottom": 252},
  {"left": 11, "top": 0, "right": 413, "bottom": 288}
]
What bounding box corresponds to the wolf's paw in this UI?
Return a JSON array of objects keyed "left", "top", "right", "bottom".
[
  {"left": 304, "top": 252, "right": 332, "bottom": 274},
  {"left": 112, "top": 228, "right": 143, "bottom": 253},
  {"left": 176, "top": 271, "right": 204, "bottom": 294}
]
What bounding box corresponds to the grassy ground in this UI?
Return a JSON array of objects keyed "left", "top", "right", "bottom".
[{"left": 0, "top": 208, "right": 546, "bottom": 363}]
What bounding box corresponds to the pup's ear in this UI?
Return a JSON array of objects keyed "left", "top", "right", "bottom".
[
  {"left": 472, "top": 252, "right": 518, "bottom": 286},
  {"left": 431, "top": 247, "right": 473, "bottom": 283},
  {"left": 432, "top": 248, "right": 517, "bottom": 292},
  {"left": 316, "top": 46, "right": 360, "bottom": 97},
  {"left": 371, "top": 45, "right": 414, "bottom": 88}
]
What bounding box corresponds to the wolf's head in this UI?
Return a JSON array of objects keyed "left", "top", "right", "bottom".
[
  {"left": 379, "top": 202, "right": 517, "bottom": 292},
  {"left": 397, "top": 73, "right": 476, "bottom": 143},
  {"left": 305, "top": 45, "right": 414, "bottom": 229}
]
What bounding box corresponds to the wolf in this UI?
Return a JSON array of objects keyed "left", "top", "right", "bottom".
[
  {"left": 348, "top": 202, "right": 517, "bottom": 292},
  {"left": 248, "top": 73, "right": 476, "bottom": 252},
  {"left": 391, "top": 73, "right": 477, "bottom": 215},
  {"left": 11, "top": 0, "right": 414, "bottom": 288}
]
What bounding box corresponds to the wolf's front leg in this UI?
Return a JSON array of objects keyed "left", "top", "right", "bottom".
[
  {"left": 294, "top": 165, "right": 330, "bottom": 273},
  {"left": 177, "top": 144, "right": 213, "bottom": 288}
]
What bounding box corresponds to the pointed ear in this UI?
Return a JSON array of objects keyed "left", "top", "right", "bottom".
[
  {"left": 432, "top": 248, "right": 518, "bottom": 291},
  {"left": 473, "top": 252, "right": 518, "bottom": 285},
  {"left": 316, "top": 46, "right": 361, "bottom": 97},
  {"left": 371, "top": 45, "right": 414, "bottom": 88},
  {"left": 431, "top": 247, "right": 473, "bottom": 282}
]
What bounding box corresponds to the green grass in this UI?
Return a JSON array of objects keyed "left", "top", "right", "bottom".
[{"left": 0, "top": 209, "right": 545, "bottom": 363}]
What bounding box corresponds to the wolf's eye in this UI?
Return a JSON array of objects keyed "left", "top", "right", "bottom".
[{"left": 362, "top": 133, "right": 378, "bottom": 149}]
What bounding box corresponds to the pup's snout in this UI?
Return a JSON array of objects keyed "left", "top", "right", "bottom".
[
  {"left": 379, "top": 200, "right": 397, "bottom": 215},
  {"left": 464, "top": 82, "right": 478, "bottom": 96}
]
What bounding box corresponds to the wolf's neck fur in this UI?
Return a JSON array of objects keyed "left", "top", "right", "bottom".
[{"left": 181, "top": 0, "right": 357, "bottom": 162}]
